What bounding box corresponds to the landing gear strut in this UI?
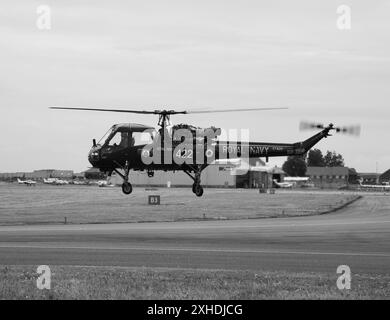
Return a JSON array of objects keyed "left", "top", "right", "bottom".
[
  {"left": 184, "top": 166, "right": 204, "bottom": 197},
  {"left": 114, "top": 161, "right": 133, "bottom": 195}
]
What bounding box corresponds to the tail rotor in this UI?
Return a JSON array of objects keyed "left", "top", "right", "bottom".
[{"left": 300, "top": 121, "right": 361, "bottom": 137}]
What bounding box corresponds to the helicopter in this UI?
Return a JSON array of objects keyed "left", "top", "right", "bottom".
[{"left": 50, "top": 107, "right": 360, "bottom": 197}]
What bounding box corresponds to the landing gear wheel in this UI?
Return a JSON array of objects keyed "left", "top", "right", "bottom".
[
  {"left": 194, "top": 184, "right": 204, "bottom": 197},
  {"left": 184, "top": 167, "right": 204, "bottom": 197},
  {"left": 122, "top": 182, "right": 133, "bottom": 195}
]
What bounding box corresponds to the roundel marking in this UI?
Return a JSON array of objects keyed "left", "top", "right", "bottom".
[
  {"left": 206, "top": 149, "right": 214, "bottom": 158},
  {"left": 142, "top": 150, "right": 150, "bottom": 158}
]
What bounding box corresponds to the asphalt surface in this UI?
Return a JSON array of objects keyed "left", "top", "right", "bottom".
[{"left": 0, "top": 194, "right": 389, "bottom": 274}]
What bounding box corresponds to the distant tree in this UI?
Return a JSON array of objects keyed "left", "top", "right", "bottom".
[
  {"left": 307, "top": 149, "right": 325, "bottom": 167},
  {"left": 348, "top": 168, "right": 358, "bottom": 184},
  {"left": 282, "top": 156, "right": 307, "bottom": 177},
  {"left": 323, "top": 151, "right": 345, "bottom": 167}
]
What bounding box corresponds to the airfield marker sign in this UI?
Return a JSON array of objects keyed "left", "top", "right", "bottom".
[{"left": 148, "top": 195, "right": 161, "bottom": 205}]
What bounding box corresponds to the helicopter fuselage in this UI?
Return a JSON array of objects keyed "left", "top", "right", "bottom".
[{"left": 88, "top": 123, "right": 331, "bottom": 174}]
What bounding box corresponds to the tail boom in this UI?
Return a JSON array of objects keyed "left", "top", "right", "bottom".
[{"left": 215, "top": 125, "right": 332, "bottom": 160}]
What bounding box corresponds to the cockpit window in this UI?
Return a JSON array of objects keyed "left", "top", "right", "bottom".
[
  {"left": 99, "top": 126, "right": 155, "bottom": 148},
  {"left": 108, "top": 132, "right": 122, "bottom": 146},
  {"left": 98, "top": 128, "right": 113, "bottom": 146},
  {"left": 107, "top": 131, "right": 133, "bottom": 148}
]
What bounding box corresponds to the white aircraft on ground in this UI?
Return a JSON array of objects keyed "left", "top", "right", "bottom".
[
  {"left": 73, "top": 180, "right": 89, "bottom": 185},
  {"left": 272, "top": 179, "right": 294, "bottom": 188},
  {"left": 17, "top": 178, "right": 37, "bottom": 186},
  {"left": 97, "top": 180, "right": 115, "bottom": 188},
  {"left": 43, "top": 178, "right": 69, "bottom": 185},
  {"left": 358, "top": 179, "right": 390, "bottom": 191}
]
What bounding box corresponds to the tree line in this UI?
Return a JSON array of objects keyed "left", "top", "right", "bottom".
[{"left": 282, "top": 149, "right": 345, "bottom": 177}]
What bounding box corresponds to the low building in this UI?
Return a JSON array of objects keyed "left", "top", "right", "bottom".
[
  {"left": 73, "top": 172, "right": 86, "bottom": 179},
  {"left": 358, "top": 172, "right": 380, "bottom": 185},
  {"left": 379, "top": 169, "right": 390, "bottom": 184},
  {"left": 234, "top": 161, "right": 285, "bottom": 189},
  {"left": 84, "top": 168, "right": 106, "bottom": 180},
  {"left": 0, "top": 169, "right": 74, "bottom": 181},
  {"left": 27, "top": 170, "right": 56, "bottom": 179},
  {"left": 52, "top": 170, "right": 74, "bottom": 179},
  {"left": 306, "top": 166, "right": 350, "bottom": 189},
  {"left": 0, "top": 172, "right": 24, "bottom": 180}
]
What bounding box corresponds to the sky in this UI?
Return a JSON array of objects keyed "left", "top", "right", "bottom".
[{"left": 1, "top": 0, "right": 389, "bottom": 173}]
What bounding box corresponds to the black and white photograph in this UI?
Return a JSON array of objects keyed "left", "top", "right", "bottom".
[{"left": 0, "top": 0, "right": 389, "bottom": 306}]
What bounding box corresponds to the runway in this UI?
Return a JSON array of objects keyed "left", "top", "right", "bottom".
[{"left": 0, "top": 194, "right": 389, "bottom": 274}]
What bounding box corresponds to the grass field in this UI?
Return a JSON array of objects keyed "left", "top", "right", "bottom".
[
  {"left": 0, "top": 184, "right": 360, "bottom": 225},
  {"left": 0, "top": 265, "right": 388, "bottom": 300}
]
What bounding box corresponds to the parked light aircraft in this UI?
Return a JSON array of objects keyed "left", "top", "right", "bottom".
[{"left": 17, "top": 178, "right": 37, "bottom": 186}]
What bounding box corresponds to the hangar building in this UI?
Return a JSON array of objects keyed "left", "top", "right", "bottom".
[
  {"left": 306, "top": 167, "right": 350, "bottom": 189},
  {"left": 0, "top": 169, "right": 74, "bottom": 180},
  {"left": 380, "top": 169, "right": 390, "bottom": 184},
  {"left": 358, "top": 172, "right": 380, "bottom": 185}
]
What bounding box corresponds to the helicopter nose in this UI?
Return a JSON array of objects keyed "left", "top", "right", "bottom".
[{"left": 88, "top": 146, "right": 101, "bottom": 166}]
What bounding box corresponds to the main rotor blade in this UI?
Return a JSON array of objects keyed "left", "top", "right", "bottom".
[
  {"left": 186, "top": 107, "right": 288, "bottom": 114},
  {"left": 50, "top": 106, "right": 287, "bottom": 115},
  {"left": 50, "top": 107, "right": 160, "bottom": 114}
]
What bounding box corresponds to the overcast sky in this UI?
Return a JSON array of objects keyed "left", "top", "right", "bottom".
[{"left": 1, "top": 0, "right": 389, "bottom": 173}]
